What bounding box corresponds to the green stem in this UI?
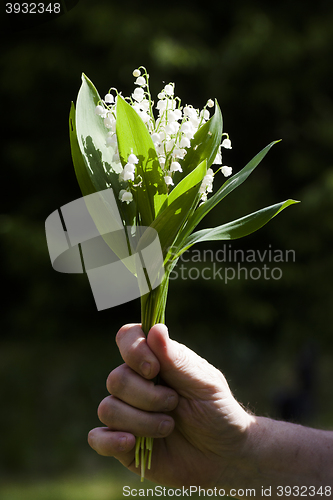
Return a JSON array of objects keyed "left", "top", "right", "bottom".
[{"left": 136, "top": 273, "right": 170, "bottom": 480}]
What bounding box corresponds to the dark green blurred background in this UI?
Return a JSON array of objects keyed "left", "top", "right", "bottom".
[{"left": 1, "top": 0, "right": 333, "bottom": 497}]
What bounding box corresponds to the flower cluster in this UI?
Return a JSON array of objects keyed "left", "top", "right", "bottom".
[{"left": 95, "top": 67, "right": 232, "bottom": 204}]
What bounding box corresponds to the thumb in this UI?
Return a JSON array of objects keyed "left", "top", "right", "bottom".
[{"left": 146, "top": 324, "right": 225, "bottom": 398}]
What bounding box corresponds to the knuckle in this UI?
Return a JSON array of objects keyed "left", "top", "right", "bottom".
[
  {"left": 97, "top": 396, "right": 112, "bottom": 424},
  {"left": 115, "top": 323, "right": 139, "bottom": 347},
  {"left": 149, "top": 389, "right": 163, "bottom": 409},
  {"left": 106, "top": 365, "right": 127, "bottom": 395},
  {"left": 87, "top": 429, "right": 96, "bottom": 448},
  {"left": 115, "top": 325, "right": 128, "bottom": 347}
]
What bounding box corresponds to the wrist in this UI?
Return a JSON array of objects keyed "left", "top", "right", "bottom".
[{"left": 214, "top": 408, "right": 259, "bottom": 492}]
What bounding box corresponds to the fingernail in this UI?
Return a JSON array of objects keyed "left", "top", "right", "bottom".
[
  {"left": 158, "top": 419, "right": 172, "bottom": 436},
  {"left": 141, "top": 362, "right": 151, "bottom": 377}
]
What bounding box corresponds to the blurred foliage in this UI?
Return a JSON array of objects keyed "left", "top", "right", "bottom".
[{"left": 1, "top": 0, "right": 333, "bottom": 490}]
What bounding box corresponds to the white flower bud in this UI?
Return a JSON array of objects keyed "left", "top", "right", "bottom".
[
  {"left": 124, "top": 163, "right": 136, "bottom": 173},
  {"left": 135, "top": 76, "right": 146, "bottom": 86},
  {"left": 213, "top": 146, "right": 222, "bottom": 165},
  {"left": 104, "top": 116, "right": 113, "bottom": 128},
  {"left": 156, "top": 99, "right": 167, "bottom": 112},
  {"left": 127, "top": 153, "right": 139, "bottom": 164},
  {"left": 139, "top": 111, "right": 150, "bottom": 123},
  {"left": 113, "top": 152, "right": 120, "bottom": 163},
  {"left": 164, "top": 175, "right": 174, "bottom": 186},
  {"left": 170, "top": 161, "right": 182, "bottom": 173},
  {"left": 179, "top": 136, "right": 191, "bottom": 148},
  {"left": 167, "top": 110, "right": 178, "bottom": 122},
  {"left": 140, "top": 99, "right": 150, "bottom": 112},
  {"left": 132, "top": 87, "right": 145, "bottom": 102},
  {"left": 200, "top": 109, "right": 210, "bottom": 120},
  {"left": 105, "top": 133, "right": 117, "bottom": 147},
  {"left": 165, "top": 122, "right": 178, "bottom": 135},
  {"left": 173, "top": 109, "right": 182, "bottom": 121},
  {"left": 133, "top": 69, "right": 141, "bottom": 77},
  {"left": 222, "top": 138, "right": 232, "bottom": 149},
  {"left": 151, "top": 132, "right": 161, "bottom": 143},
  {"left": 184, "top": 106, "right": 198, "bottom": 120},
  {"left": 95, "top": 105, "right": 105, "bottom": 116},
  {"left": 221, "top": 166, "right": 232, "bottom": 177},
  {"left": 164, "top": 84, "right": 174, "bottom": 96},
  {"left": 104, "top": 93, "right": 114, "bottom": 104},
  {"left": 119, "top": 190, "right": 133, "bottom": 203},
  {"left": 165, "top": 138, "right": 175, "bottom": 152},
  {"left": 207, "top": 99, "right": 214, "bottom": 108},
  {"left": 173, "top": 148, "right": 187, "bottom": 159},
  {"left": 123, "top": 170, "right": 135, "bottom": 181}
]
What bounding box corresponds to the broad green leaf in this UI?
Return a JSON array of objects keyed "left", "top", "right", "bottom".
[
  {"left": 75, "top": 74, "right": 136, "bottom": 228},
  {"left": 178, "top": 199, "right": 300, "bottom": 255},
  {"left": 173, "top": 100, "right": 223, "bottom": 185},
  {"left": 168, "top": 159, "right": 207, "bottom": 206},
  {"left": 76, "top": 75, "right": 122, "bottom": 191},
  {"left": 183, "top": 141, "right": 280, "bottom": 240},
  {"left": 69, "top": 102, "right": 96, "bottom": 197},
  {"left": 72, "top": 81, "right": 135, "bottom": 272},
  {"left": 137, "top": 183, "right": 202, "bottom": 262},
  {"left": 116, "top": 95, "right": 168, "bottom": 225}
]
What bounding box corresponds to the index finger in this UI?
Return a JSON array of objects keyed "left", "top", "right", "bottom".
[{"left": 116, "top": 324, "right": 160, "bottom": 380}]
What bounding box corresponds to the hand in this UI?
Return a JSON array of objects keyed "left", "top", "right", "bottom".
[{"left": 88, "top": 323, "right": 253, "bottom": 487}]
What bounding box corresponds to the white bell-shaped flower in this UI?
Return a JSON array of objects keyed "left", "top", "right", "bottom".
[
  {"left": 127, "top": 153, "right": 139, "bottom": 164},
  {"left": 140, "top": 99, "right": 150, "bottom": 113},
  {"left": 164, "top": 175, "right": 174, "bottom": 186},
  {"left": 164, "top": 84, "right": 174, "bottom": 96},
  {"left": 132, "top": 87, "right": 145, "bottom": 102},
  {"left": 104, "top": 93, "right": 114, "bottom": 104},
  {"left": 222, "top": 138, "right": 232, "bottom": 149},
  {"left": 170, "top": 161, "right": 182, "bottom": 173},
  {"left": 156, "top": 99, "right": 167, "bottom": 112},
  {"left": 173, "top": 148, "right": 187, "bottom": 159},
  {"left": 135, "top": 76, "right": 146, "bottom": 86},
  {"left": 95, "top": 105, "right": 107, "bottom": 117},
  {"left": 119, "top": 190, "right": 133, "bottom": 204},
  {"left": 221, "top": 166, "right": 232, "bottom": 177},
  {"left": 179, "top": 136, "right": 191, "bottom": 148},
  {"left": 151, "top": 132, "right": 161, "bottom": 143}
]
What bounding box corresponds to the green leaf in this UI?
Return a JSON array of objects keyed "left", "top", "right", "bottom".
[
  {"left": 72, "top": 79, "right": 135, "bottom": 272},
  {"left": 168, "top": 159, "right": 207, "bottom": 206},
  {"left": 69, "top": 102, "right": 96, "bottom": 197},
  {"left": 116, "top": 95, "right": 168, "bottom": 225},
  {"left": 184, "top": 140, "right": 280, "bottom": 239},
  {"left": 173, "top": 100, "right": 223, "bottom": 185},
  {"left": 178, "top": 199, "right": 300, "bottom": 254},
  {"left": 137, "top": 183, "right": 202, "bottom": 262},
  {"left": 76, "top": 74, "right": 122, "bottom": 191},
  {"left": 75, "top": 73, "right": 136, "bottom": 228}
]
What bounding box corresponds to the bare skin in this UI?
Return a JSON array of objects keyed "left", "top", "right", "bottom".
[{"left": 88, "top": 324, "right": 333, "bottom": 497}]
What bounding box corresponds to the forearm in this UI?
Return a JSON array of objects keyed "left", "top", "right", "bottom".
[{"left": 224, "top": 417, "right": 333, "bottom": 499}]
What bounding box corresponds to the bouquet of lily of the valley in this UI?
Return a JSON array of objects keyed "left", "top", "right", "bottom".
[{"left": 69, "top": 66, "right": 298, "bottom": 480}]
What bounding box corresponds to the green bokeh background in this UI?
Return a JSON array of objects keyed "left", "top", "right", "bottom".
[{"left": 1, "top": 0, "right": 333, "bottom": 497}]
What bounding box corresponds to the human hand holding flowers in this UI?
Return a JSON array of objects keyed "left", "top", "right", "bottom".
[
  {"left": 88, "top": 323, "right": 254, "bottom": 488},
  {"left": 88, "top": 324, "right": 333, "bottom": 497},
  {"left": 64, "top": 65, "right": 298, "bottom": 479}
]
